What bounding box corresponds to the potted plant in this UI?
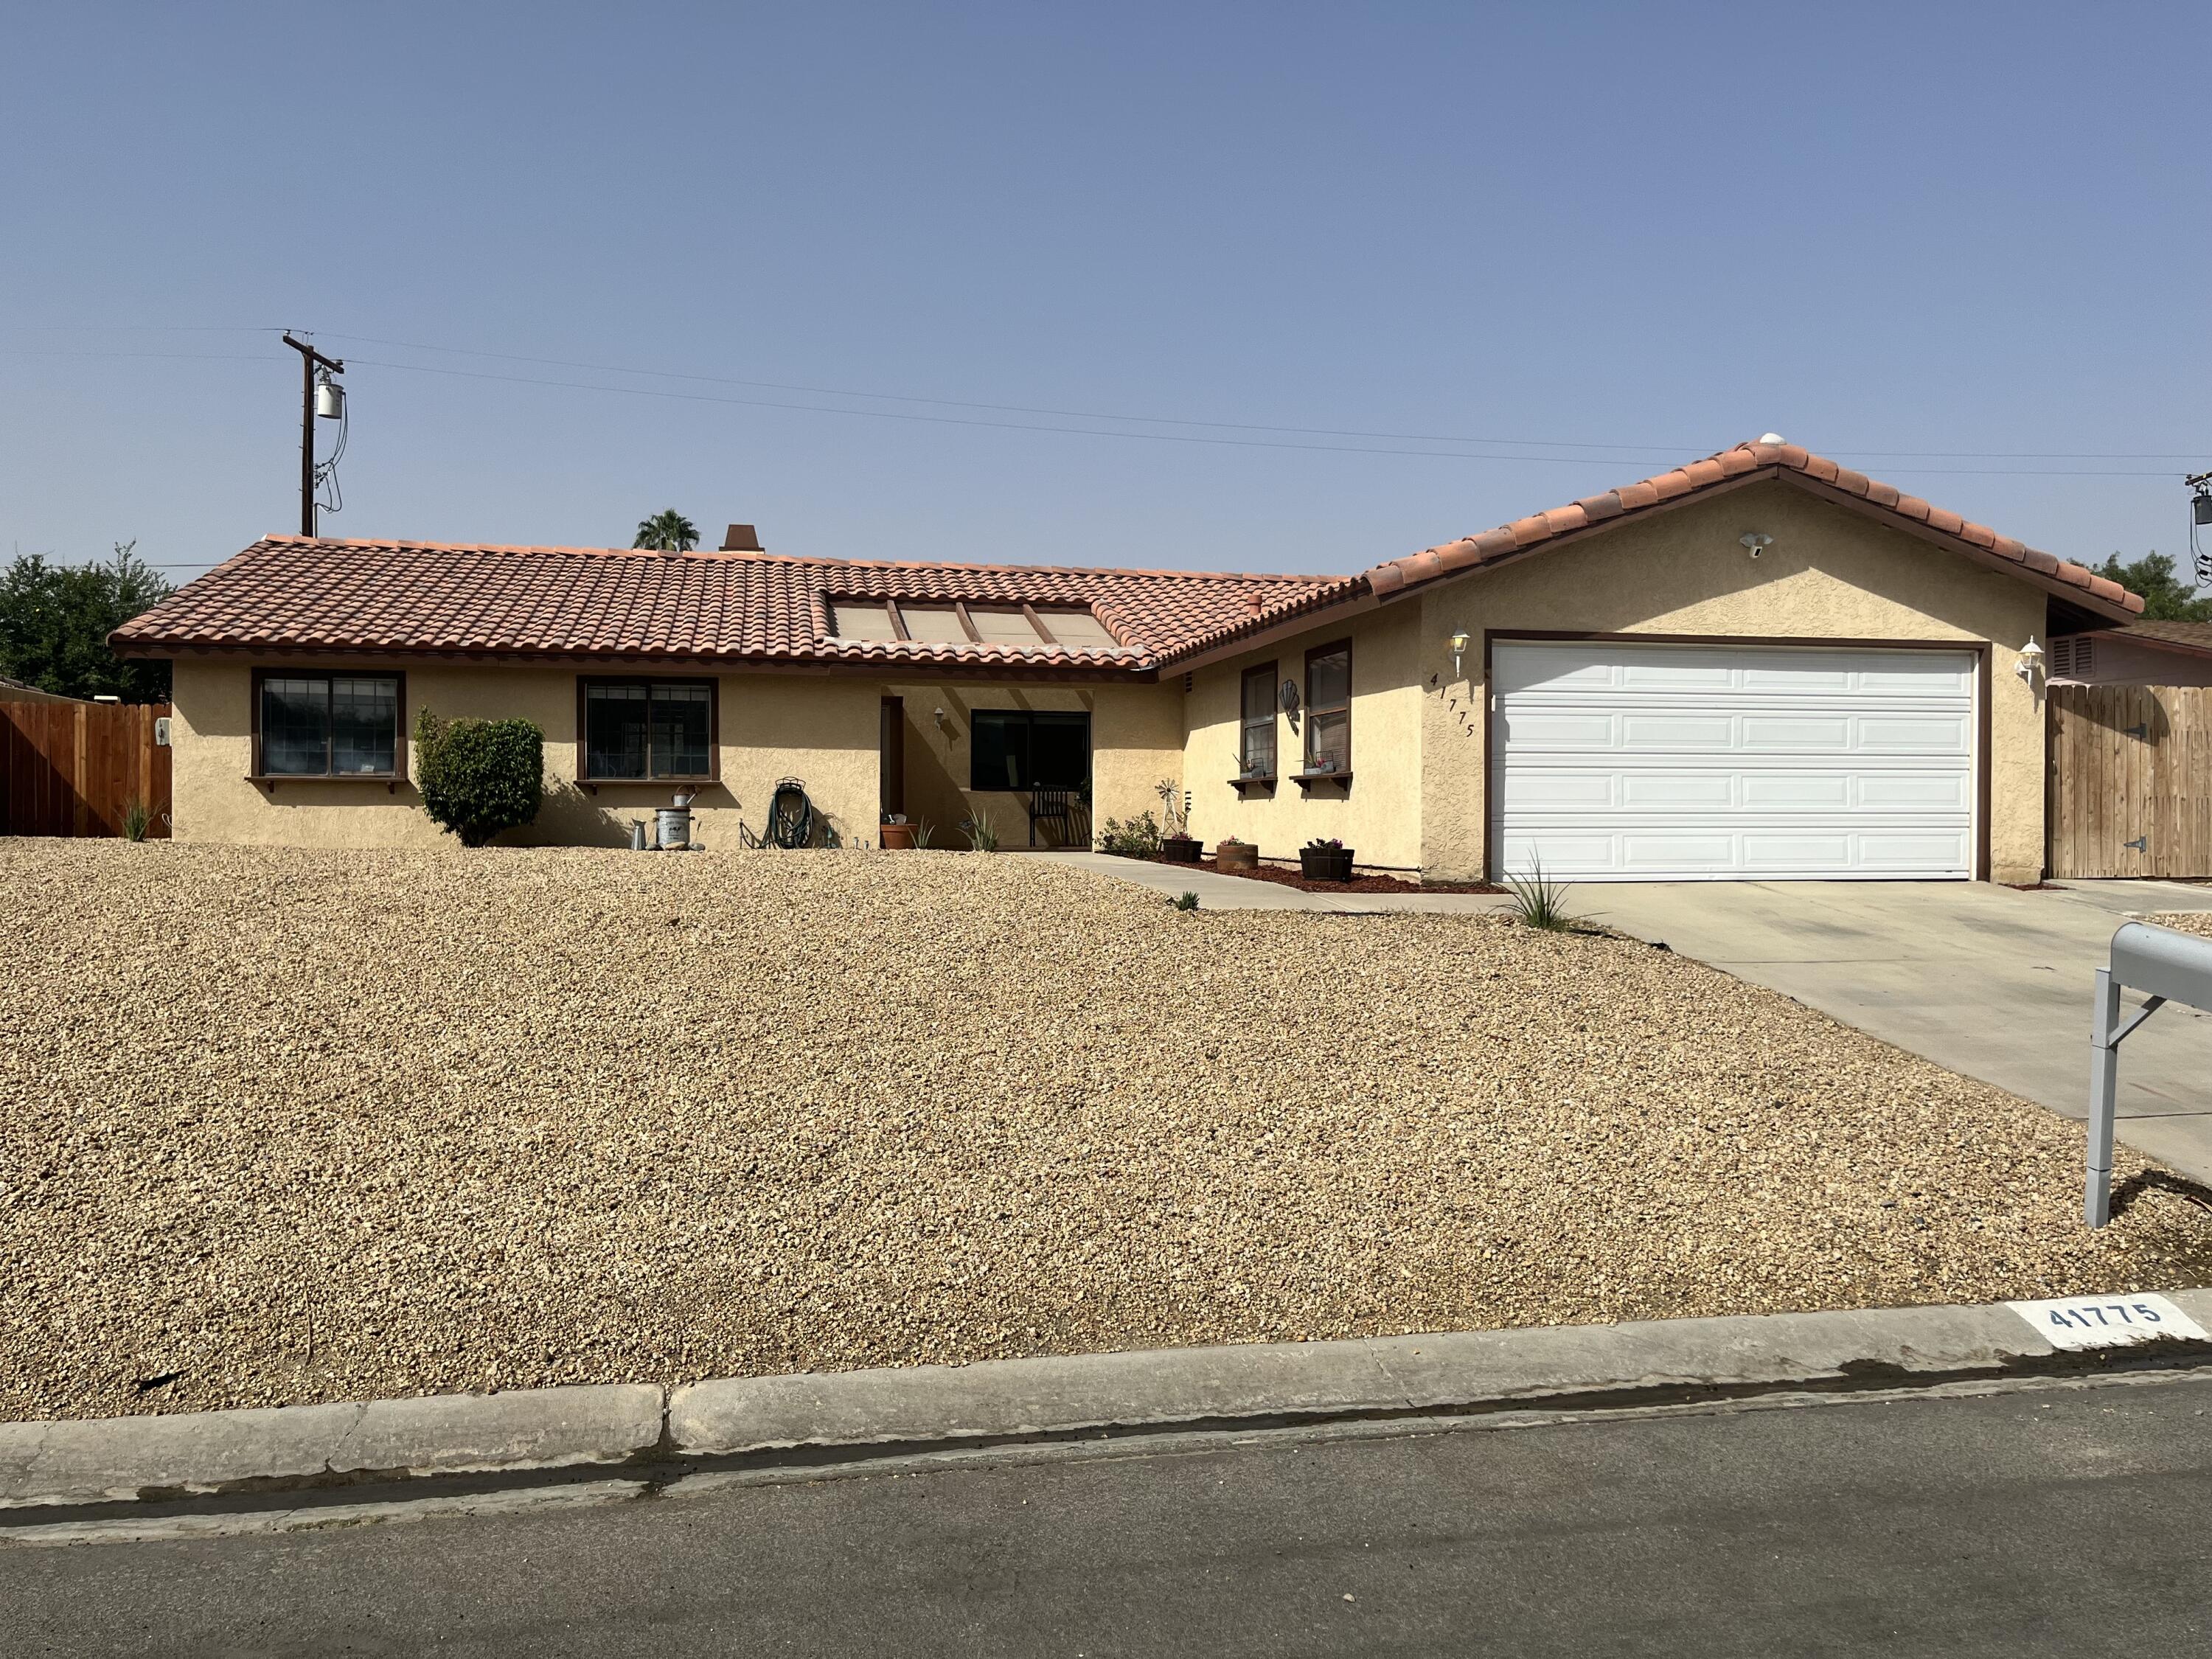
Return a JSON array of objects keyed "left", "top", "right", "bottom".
[
  {"left": 1156, "top": 777, "right": 1201, "bottom": 863},
  {"left": 880, "top": 815, "right": 916, "bottom": 850},
  {"left": 1301, "top": 837, "right": 1354, "bottom": 882},
  {"left": 1216, "top": 837, "right": 1259, "bottom": 872}
]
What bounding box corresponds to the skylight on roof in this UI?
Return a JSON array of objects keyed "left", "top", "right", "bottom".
[{"left": 824, "top": 598, "right": 1124, "bottom": 650}]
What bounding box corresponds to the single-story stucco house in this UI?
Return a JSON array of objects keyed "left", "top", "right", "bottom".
[{"left": 111, "top": 437, "right": 2146, "bottom": 884}]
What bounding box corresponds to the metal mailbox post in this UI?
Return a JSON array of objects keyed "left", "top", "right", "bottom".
[{"left": 2086, "top": 922, "right": 2212, "bottom": 1227}]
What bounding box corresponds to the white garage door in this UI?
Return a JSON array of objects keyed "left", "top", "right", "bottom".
[{"left": 1492, "top": 640, "right": 1978, "bottom": 882}]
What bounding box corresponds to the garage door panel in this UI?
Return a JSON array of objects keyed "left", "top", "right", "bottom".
[
  {"left": 1740, "top": 833, "right": 1856, "bottom": 868},
  {"left": 1498, "top": 711, "right": 1618, "bottom": 748},
  {"left": 1855, "top": 831, "right": 1973, "bottom": 869},
  {"left": 1617, "top": 772, "right": 1735, "bottom": 807},
  {"left": 1858, "top": 773, "right": 1971, "bottom": 810},
  {"left": 1621, "top": 714, "right": 1735, "bottom": 748},
  {"left": 1492, "top": 641, "right": 1975, "bottom": 881},
  {"left": 1860, "top": 663, "right": 1972, "bottom": 695},
  {"left": 1499, "top": 772, "right": 1616, "bottom": 810},
  {"left": 1739, "top": 773, "right": 1853, "bottom": 809},
  {"left": 1860, "top": 715, "right": 1972, "bottom": 751},
  {"left": 1742, "top": 715, "right": 1854, "bottom": 751},
  {"left": 1621, "top": 658, "right": 1736, "bottom": 690}
]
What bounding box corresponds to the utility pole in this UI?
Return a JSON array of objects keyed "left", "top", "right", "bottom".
[
  {"left": 281, "top": 333, "right": 345, "bottom": 536},
  {"left": 2187, "top": 470, "right": 2212, "bottom": 590}
]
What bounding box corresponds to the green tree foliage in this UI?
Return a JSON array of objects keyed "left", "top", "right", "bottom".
[
  {"left": 2090, "top": 552, "right": 2212, "bottom": 622},
  {"left": 415, "top": 709, "right": 545, "bottom": 847},
  {"left": 633, "top": 510, "right": 700, "bottom": 552},
  {"left": 0, "top": 542, "right": 173, "bottom": 701}
]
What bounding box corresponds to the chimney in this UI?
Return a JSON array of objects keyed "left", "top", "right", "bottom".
[{"left": 720, "top": 524, "right": 764, "bottom": 552}]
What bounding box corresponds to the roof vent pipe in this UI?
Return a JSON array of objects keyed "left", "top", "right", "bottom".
[{"left": 721, "top": 524, "right": 764, "bottom": 552}]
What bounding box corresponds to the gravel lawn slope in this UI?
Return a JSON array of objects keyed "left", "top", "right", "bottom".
[
  {"left": 7, "top": 844, "right": 2212, "bottom": 1422},
  {"left": 2152, "top": 913, "right": 2212, "bottom": 940}
]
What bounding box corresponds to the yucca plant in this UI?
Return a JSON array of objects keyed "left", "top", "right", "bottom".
[
  {"left": 961, "top": 810, "right": 1000, "bottom": 852},
  {"left": 1504, "top": 858, "right": 1577, "bottom": 931},
  {"left": 1174, "top": 891, "right": 1199, "bottom": 911},
  {"left": 912, "top": 818, "right": 936, "bottom": 849},
  {"left": 120, "top": 801, "right": 151, "bottom": 842}
]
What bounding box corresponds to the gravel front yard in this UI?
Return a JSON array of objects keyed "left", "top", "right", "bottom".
[
  {"left": 2152, "top": 912, "right": 2212, "bottom": 940},
  {"left": 7, "top": 844, "right": 2212, "bottom": 1422}
]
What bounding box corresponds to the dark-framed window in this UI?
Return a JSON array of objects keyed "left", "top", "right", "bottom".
[
  {"left": 253, "top": 669, "right": 404, "bottom": 778},
  {"left": 1239, "top": 662, "right": 1277, "bottom": 777},
  {"left": 1304, "top": 641, "right": 1351, "bottom": 774},
  {"left": 970, "top": 710, "right": 1090, "bottom": 792},
  {"left": 579, "top": 677, "right": 717, "bottom": 782}
]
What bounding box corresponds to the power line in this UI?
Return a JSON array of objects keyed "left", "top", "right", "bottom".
[
  {"left": 338, "top": 357, "right": 2185, "bottom": 477},
  {"left": 4, "top": 332, "right": 2203, "bottom": 473}
]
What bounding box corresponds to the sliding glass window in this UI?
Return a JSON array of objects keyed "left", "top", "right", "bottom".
[{"left": 257, "top": 672, "right": 401, "bottom": 776}]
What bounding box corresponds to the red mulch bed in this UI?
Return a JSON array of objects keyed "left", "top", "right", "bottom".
[{"left": 1130, "top": 855, "right": 1503, "bottom": 895}]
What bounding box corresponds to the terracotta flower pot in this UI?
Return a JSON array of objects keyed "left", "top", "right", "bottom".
[{"left": 879, "top": 823, "right": 917, "bottom": 850}]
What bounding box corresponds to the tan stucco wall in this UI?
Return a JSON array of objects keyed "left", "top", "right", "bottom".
[
  {"left": 1181, "top": 603, "right": 1425, "bottom": 867},
  {"left": 1413, "top": 480, "right": 2047, "bottom": 883},
  {"left": 885, "top": 681, "right": 1183, "bottom": 846},
  {"left": 169, "top": 661, "right": 880, "bottom": 849},
  {"left": 170, "top": 661, "right": 1184, "bottom": 852}
]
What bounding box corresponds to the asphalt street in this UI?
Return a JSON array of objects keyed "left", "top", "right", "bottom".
[{"left": 8, "top": 1371, "right": 2212, "bottom": 1657}]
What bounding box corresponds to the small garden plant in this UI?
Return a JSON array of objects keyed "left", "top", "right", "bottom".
[
  {"left": 1174, "top": 891, "right": 1199, "bottom": 911},
  {"left": 961, "top": 810, "right": 1000, "bottom": 852},
  {"left": 120, "top": 801, "right": 150, "bottom": 842},
  {"left": 1503, "top": 859, "right": 1579, "bottom": 931},
  {"left": 416, "top": 710, "right": 544, "bottom": 847}
]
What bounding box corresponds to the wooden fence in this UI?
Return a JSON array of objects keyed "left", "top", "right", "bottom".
[
  {"left": 0, "top": 700, "right": 172, "bottom": 838},
  {"left": 2048, "top": 684, "right": 2212, "bottom": 878}
]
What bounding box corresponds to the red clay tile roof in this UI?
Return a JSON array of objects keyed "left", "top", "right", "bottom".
[
  {"left": 1361, "top": 439, "right": 2143, "bottom": 619},
  {"left": 112, "top": 441, "right": 2140, "bottom": 672},
  {"left": 109, "top": 537, "right": 1335, "bottom": 674}
]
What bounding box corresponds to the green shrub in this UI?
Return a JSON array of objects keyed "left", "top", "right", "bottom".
[
  {"left": 120, "top": 801, "right": 150, "bottom": 842},
  {"left": 1096, "top": 811, "right": 1164, "bottom": 858},
  {"left": 416, "top": 710, "right": 544, "bottom": 847},
  {"left": 1173, "top": 891, "right": 1199, "bottom": 911}
]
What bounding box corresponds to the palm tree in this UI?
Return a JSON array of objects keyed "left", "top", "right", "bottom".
[{"left": 633, "top": 510, "right": 700, "bottom": 552}]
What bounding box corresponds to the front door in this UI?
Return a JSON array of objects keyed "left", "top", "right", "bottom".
[{"left": 879, "top": 696, "right": 905, "bottom": 820}]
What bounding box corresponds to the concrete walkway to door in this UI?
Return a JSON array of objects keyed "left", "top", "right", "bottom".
[{"left": 1580, "top": 880, "right": 2212, "bottom": 1187}]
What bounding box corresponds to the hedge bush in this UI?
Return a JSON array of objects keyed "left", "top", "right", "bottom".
[{"left": 416, "top": 710, "right": 543, "bottom": 847}]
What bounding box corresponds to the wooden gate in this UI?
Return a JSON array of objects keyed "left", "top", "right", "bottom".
[
  {"left": 0, "top": 701, "right": 173, "bottom": 838},
  {"left": 2048, "top": 685, "right": 2212, "bottom": 877}
]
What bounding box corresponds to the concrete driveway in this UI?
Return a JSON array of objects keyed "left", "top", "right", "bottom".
[{"left": 1582, "top": 880, "right": 2212, "bottom": 1186}]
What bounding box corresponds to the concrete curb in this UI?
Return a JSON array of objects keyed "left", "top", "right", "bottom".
[{"left": 8, "top": 1293, "right": 2211, "bottom": 1514}]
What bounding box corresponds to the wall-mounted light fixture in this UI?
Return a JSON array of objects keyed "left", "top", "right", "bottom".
[
  {"left": 2017, "top": 636, "right": 2045, "bottom": 684},
  {"left": 1739, "top": 532, "right": 1774, "bottom": 558},
  {"left": 1449, "top": 628, "right": 1470, "bottom": 678}
]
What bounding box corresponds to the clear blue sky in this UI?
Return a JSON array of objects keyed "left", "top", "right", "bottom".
[{"left": 3, "top": 2, "right": 2206, "bottom": 585}]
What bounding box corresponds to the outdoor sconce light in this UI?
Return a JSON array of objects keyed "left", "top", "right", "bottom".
[
  {"left": 1739, "top": 532, "right": 1774, "bottom": 558},
  {"left": 2017, "top": 636, "right": 2044, "bottom": 684},
  {"left": 1449, "top": 629, "right": 1470, "bottom": 678}
]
